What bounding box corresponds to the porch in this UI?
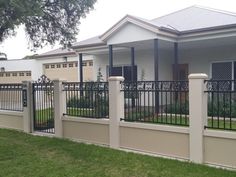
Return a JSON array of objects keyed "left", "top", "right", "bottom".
[{"left": 77, "top": 35, "right": 236, "bottom": 83}]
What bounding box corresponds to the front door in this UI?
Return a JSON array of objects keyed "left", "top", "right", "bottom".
[{"left": 173, "top": 64, "right": 189, "bottom": 80}]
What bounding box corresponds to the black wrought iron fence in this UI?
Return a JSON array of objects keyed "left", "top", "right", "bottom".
[
  {"left": 0, "top": 84, "right": 23, "bottom": 111},
  {"left": 205, "top": 80, "right": 236, "bottom": 131},
  {"left": 121, "top": 81, "right": 189, "bottom": 126},
  {"left": 63, "top": 82, "right": 109, "bottom": 118}
]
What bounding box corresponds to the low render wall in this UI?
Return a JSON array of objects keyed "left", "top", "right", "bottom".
[
  {"left": 0, "top": 110, "right": 23, "bottom": 131},
  {"left": 62, "top": 116, "right": 110, "bottom": 146},
  {"left": 120, "top": 122, "right": 189, "bottom": 159},
  {"left": 204, "top": 130, "right": 236, "bottom": 168}
]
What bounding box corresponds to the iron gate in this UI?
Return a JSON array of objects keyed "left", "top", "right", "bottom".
[{"left": 32, "top": 75, "right": 54, "bottom": 133}]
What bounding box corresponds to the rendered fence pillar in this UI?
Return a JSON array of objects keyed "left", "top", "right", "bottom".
[
  {"left": 53, "top": 80, "right": 66, "bottom": 138},
  {"left": 108, "top": 76, "right": 124, "bottom": 149},
  {"left": 22, "top": 81, "right": 33, "bottom": 133},
  {"left": 188, "top": 73, "right": 208, "bottom": 164}
]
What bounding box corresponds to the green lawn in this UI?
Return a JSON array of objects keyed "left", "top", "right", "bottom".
[{"left": 0, "top": 129, "right": 236, "bottom": 177}]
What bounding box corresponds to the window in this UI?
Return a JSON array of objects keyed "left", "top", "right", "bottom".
[
  {"left": 56, "top": 64, "right": 61, "bottom": 68},
  {"left": 12, "top": 73, "right": 17, "bottom": 77},
  {"left": 0, "top": 73, "right": 3, "bottom": 77},
  {"left": 82, "top": 62, "right": 87, "bottom": 66},
  {"left": 45, "top": 65, "right": 49, "bottom": 69},
  {"left": 212, "top": 62, "right": 232, "bottom": 80},
  {"left": 19, "top": 73, "right": 24, "bottom": 76},
  {"left": 89, "top": 61, "right": 93, "bottom": 66},
  {"left": 51, "top": 64, "right": 55, "bottom": 68},
  {"left": 75, "top": 62, "right": 78, "bottom": 67},
  {"left": 63, "top": 63, "right": 67, "bottom": 68},
  {"left": 26, "top": 72, "right": 31, "bottom": 76},
  {"left": 69, "top": 63, "right": 73, "bottom": 67},
  {"left": 107, "top": 65, "right": 138, "bottom": 81},
  {"left": 5, "top": 73, "right": 10, "bottom": 77}
]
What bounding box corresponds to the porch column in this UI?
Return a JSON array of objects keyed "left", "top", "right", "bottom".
[
  {"left": 154, "top": 39, "right": 159, "bottom": 113},
  {"left": 131, "top": 47, "right": 135, "bottom": 108},
  {"left": 109, "top": 45, "right": 113, "bottom": 76},
  {"left": 79, "top": 53, "right": 83, "bottom": 96},
  {"left": 174, "top": 42, "right": 179, "bottom": 80},
  {"left": 131, "top": 47, "right": 135, "bottom": 82}
]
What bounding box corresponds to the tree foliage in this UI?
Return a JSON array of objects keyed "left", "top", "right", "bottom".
[{"left": 0, "top": 0, "right": 96, "bottom": 49}]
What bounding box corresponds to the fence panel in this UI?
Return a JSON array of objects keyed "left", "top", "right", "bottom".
[
  {"left": 0, "top": 84, "right": 23, "bottom": 111},
  {"left": 63, "top": 82, "right": 109, "bottom": 118},
  {"left": 205, "top": 80, "right": 236, "bottom": 131},
  {"left": 121, "top": 81, "right": 189, "bottom": 126}
]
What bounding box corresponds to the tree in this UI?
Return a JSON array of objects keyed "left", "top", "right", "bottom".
[{"left": 0, "top": 0, "right": 96, "bottom": 49}]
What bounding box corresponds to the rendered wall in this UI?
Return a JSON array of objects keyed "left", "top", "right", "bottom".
[
  {"left": 120, "top": 122, "right": 189, "bottom": 159},
  {"left": 62, "top": 117, "right": 109, "bottom": 145},
  {"left": 204, "top": 130, "right": 236, "bottom": 168},
  {"left": 0, "top": 111, "right": 23, "bottom": 131}
]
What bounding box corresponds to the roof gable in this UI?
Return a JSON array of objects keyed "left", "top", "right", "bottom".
[{"left": 100, "top": 15, "right": 160, "bottom": 41}]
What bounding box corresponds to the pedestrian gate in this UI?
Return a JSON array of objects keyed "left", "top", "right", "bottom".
[{"left": 32, "top": 75, "right": 54, "bottom": 134}]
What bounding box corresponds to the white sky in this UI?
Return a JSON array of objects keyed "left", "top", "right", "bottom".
[{"left": 1, "top": 0, "right": 236, "bottom": 59}]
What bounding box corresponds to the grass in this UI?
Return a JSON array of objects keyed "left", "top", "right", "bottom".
[
  {"left": 0, "top": 128, "right": 236, "bottom": 177},
  {"left": 66, "top": 107, "right": 108, "bottom": 118},
  {"left": 125, "top": 110, "right": 236, "bottom": 130}
]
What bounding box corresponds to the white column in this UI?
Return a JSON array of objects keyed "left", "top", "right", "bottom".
[
  {"left": 188, "top": 73, "right": 208, "bottom": 163},
  {"left": 22, "top": 81, "right": 33, "bottom": 133},
  {"left": 53, "top": 79, "right": 66, "bottom": 138},
  {"left": 108, "top": 76, "right": 124, "bottom": 149}
]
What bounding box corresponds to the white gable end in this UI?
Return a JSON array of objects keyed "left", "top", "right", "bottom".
[{"left": 106, "top": 23, "right": 157, "bottom": 45}]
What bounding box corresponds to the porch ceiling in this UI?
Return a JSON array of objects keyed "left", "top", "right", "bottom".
[{"left": 82, "top": 35, "right": 236, "bottom": 55}]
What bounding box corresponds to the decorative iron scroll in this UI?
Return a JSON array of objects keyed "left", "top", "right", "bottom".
[
  {"left": 121, "top": 81, "right": 189, "bottom": 92},
  {"left": 34, "top": 75, "right": 52, "bottom": 84},
  {"left": 62, "top": 82, "right": 109, "bottom": 91},
  {"left": 205, "top": 80, "right": 234, "bottom": 91}
]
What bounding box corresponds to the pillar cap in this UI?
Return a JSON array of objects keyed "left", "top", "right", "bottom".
[
  {"left": 108, "top": 76, "right": 125, "bottom": 81},
  {"left": 188, "top": 73, "right": 208, "bottom": 79}
]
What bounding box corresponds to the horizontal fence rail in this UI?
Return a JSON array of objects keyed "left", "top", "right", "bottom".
[
  {"left": 0, "top": 84, "right": 23, "bottom": 111},
  {"left": 205, "top": 80, "right": 236, "bottom": 131},
  {"left": 63, "top": 82, "right": 109, "bottom": 118},
  {"left": 121, "top": 81, "right": 189, "bottom": 126}
]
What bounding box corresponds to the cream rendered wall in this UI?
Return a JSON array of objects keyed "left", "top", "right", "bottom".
[
  {"left": 62, "top": 117, "right": 109, "bottom": 145},
  {"left": 204, "top": 135, "right": 236, "bottom": 168},
  {"left": 120, "top": 123, "right": 189, "bottom": 159},
  {"left": 0, "top": 111, "right": 23, "bottom": 131},
  {"left": 93, "top": 49, "right": 174, "bottom": 81}
]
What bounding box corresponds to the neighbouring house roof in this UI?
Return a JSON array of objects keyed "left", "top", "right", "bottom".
[
  {"left": 72, "top": 5, "right": 236, "bottom": 48},
  {"left": 34, "top": 48, "right": 77, "bottom": 59}
]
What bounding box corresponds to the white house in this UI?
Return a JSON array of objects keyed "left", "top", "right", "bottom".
[{"left": 72, "top": 6, "right": 236, "bottom": 82}]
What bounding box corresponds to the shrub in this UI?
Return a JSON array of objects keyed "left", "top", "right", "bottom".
[
  {"left": 94, "top": 96, "right": 109, "bottom": 117},
  {"left": 67, "top": 96, "right": 93, "bottom": 108},
  {"left": 165, "top": 102, "right": 189, "bottom": 115}
]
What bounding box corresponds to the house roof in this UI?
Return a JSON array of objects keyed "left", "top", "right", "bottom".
[
  {"left": 34, "top": 48, "right": 77, "bottom": 59},
  {"left": 151, "top": 6, "right": 236, "bottom": 33},
  {"left": 73, "top": 36, "right": 105, "bottom": 48},
  {"left": 72, "top": 5, "right": 236, "bottom": 48}
]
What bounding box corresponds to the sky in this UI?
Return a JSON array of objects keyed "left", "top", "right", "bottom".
[{"left": 1, "top": 0, "right": 236, "bottom": 59}]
